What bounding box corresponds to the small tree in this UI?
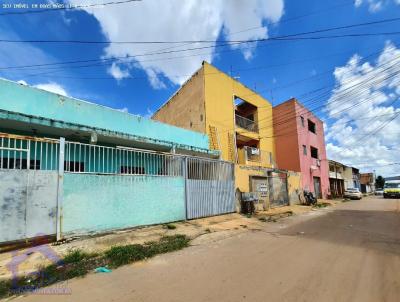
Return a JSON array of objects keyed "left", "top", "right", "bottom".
[{"left": 375, "top": 175, "right": 385, "bottom": 189}]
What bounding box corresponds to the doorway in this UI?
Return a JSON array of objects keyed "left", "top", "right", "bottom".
[{"left": 313, "top": 176, "right": 322, "bottom": 199}]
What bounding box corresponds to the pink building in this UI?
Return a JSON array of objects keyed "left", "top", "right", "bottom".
[{"left": 273, "top": 98, "right": 329, "bottom": 199}]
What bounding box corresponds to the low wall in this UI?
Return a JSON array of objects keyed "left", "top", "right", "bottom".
[
  {"left": 0, "top": 170, "right": 58, "bottom": 243},
  {"left": 288, "top": 171, "right": 302, "bottom": 205},
  {"left": 62, "top": 174, "right": 186, "bottom": 236}
]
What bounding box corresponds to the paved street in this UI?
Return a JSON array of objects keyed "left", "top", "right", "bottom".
[{"left": 17, "top": 196, "right": 400, "bottom": 302}]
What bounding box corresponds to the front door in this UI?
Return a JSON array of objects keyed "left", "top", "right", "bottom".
[{"left": 313, "top": 176, "right": 322, "bottom": 199}]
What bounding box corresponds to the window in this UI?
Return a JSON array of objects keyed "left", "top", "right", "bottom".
[
  {"left": 302, "top": 145, "right": 307, "bottom": 155},
  {"left": 310, "top": 146, "right": 319, "bottom": 159},
  {"left": 308, "top": 119, "right": 316, "bottom": 134},
  {"left": 1, "top": 158, "right": 40, "bottom": 170},
  {"left": 300, "top": 116, "right": 305, "bottom": 127},
  {"left": 120, "top": 166, "right": 145, "bottom": 174},
  {"left": 64, "top": 161, "right": 85, "bottom": 172}
]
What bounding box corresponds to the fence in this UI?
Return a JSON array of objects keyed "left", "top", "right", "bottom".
[
  {"left": 0, "top": 133, "right": 60, "bottom": 243},
  {"left": 0, "top": 132, "right": 235, "bottom": 243},
  {"left": 186, "top": 157, "right": 235, "bottom": 219}
]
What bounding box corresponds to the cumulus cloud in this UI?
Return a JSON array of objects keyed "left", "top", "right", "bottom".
[
  {"left": 354, "top": 0, "right": 399, "bottom": 12},
  {"left": 325, "top": 42, "right": 400, "bottom": 176},
  {"left": 108, "top": 63, "right": 131, "bottom": 81},
  {"left": 68, "top": 0, "right": 284, "bottom": 87},
  {"left": 34, "top": 82, "right": 69, "bottom": 96}
]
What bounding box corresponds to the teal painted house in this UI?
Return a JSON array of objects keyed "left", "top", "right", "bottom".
[
  {"left": 0, "top": 78, "right": 224, "bottom": 242},
  {"left": 0, "top": 78, "right": 214, "bottom": 155}
]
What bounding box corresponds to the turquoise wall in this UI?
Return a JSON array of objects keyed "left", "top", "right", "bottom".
[
  {"left": 62, "top": 174, "right": 186, "bottom": 235},
  {"left": 0, "top": 79, "right": 209, "bottom": 149}
]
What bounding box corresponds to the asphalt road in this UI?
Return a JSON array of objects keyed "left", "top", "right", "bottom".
[{"left": 16, "top": 196, "right": 400, "bottom": 302}]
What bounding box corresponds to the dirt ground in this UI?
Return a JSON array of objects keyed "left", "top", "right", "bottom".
[
  {"left": 3, "top": 196, "right": 399, "bottom": 302},
  {"left": 0, "top": 201, "right": 323, "bottom": 280}
]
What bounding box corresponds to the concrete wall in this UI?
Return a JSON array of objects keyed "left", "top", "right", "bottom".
[
  {"left": 287, "top": 171, "right": 302, "bottom": 205},
  {"left": 62, "top": 174, "right": 186, "bottom": 235},
  {"left": 0, "top": 170, "right": 58, "bottom": 243},
  {"left": 342, "top": 167, "right": 353, "bottom": 189},
  {"left": 0, "top": 79, "right": 209, "bottom": 150},
  {"left": 152, "top": 68, "right": 206, "bottom": 133}
]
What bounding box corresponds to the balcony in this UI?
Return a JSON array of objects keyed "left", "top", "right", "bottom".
[
  {"left": 329, "top": 171, "right": 343, "bottom": 179},
  {"left": 235, "top": 114, "right": 258, "bottom": 133}
]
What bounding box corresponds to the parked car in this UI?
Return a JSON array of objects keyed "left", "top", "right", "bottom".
[
  {"left": 383, "top": 180, "right": 400, "bottom": 198},
  {"left": 375, "top": 189, "right": 384, "bottom": 196},
  {"left": 344, "top": 188, "right": 362, "bottom": 200}
]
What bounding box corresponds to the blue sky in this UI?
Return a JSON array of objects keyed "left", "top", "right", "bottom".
[{"left": 0, "top": 0, "right": 400, "bottom": 175}]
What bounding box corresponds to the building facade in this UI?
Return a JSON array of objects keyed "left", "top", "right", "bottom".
[
  {"left": 153, "top": 62, "right": 297, "bottom": 209},
  {"left": 328, "top": 160, "right": 345, "bottom": 198},
  {"left": 360, "top": 173, "right": 375, "bottom": 193},
  {"left": 0, "top": 79, "right": 235, "bottom": 244},
  {"left": 273, "top": 98, "right": 329, "bottom": 199}
]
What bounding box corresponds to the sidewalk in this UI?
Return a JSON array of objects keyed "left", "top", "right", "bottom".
[{"left": 0, "top": 199, "right": 342, "bottom": 280}]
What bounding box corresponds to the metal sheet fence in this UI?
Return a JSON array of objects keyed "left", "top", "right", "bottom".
[{"left": 186, "top": 157, "right": 235, "bottom": 219}]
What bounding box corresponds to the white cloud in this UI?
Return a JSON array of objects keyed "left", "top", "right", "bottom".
[
  {"left": 68, "top": 0, "right": 284, "bottom": 87},
  {"left": 108, "top": 62, "right": 131, "bottom": 81},
  {"left": 34, "top": 82, "right": 69, "bottom": 96},
  {"left": 325, "top": 42, "right": 400, "bottom": 177},
  {"left": 354, "top": 0, "right": 399, "bottom": 12}
]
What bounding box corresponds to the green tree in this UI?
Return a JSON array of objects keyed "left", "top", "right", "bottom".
[{"left": 375, "top": 175, "right": 385, "bottom": 189}]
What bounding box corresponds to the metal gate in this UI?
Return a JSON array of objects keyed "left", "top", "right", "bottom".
[
  {"left": 0, "top": 133, "right": 59, "bottom": 243},
  {"left": 186, "top": 157, "right": 235, "bottom": 219}
]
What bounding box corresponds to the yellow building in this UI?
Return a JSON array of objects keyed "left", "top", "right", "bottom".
[{"left": 153, "top": 62, "right": 293, "bottom": 209}]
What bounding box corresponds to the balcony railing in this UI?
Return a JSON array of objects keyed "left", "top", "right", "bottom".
[{"left": 235, "top": 114, "right": 258, "bottom": 132}]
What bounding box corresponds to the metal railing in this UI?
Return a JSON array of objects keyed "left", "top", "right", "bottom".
[
  {"left": 64, "top": 141, "right": 183, "bottom": 177},
  {"left": 0, "top": 132, "right": 233, "bottom": 180},
  {"left": 235, "top": 114, "right": 258, "bottom": 132},
  {"left": 0, "top": 133, "right": 59, "bottom": 171},
  {"left": 187, "top": 157, "right": 233, "bottom": 181}
]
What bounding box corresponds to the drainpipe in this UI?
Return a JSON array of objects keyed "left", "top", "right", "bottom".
[{"left": 56, "top": 137, "right": 65, "bottom": 241}]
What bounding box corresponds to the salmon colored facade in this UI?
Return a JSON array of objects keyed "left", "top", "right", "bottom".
[{"left": 273, "top": 98, "right": 329, "bottom": 199}]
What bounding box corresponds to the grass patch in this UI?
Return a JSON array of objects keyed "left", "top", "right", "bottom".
[
  {"left": 0, "top": 234, "right": 190, "bottom": 299},
  {"left": 105, "top": 234, "right": 189, "bottom": 268},
  {"left": 164, "top": 224, "right": 177, "bottom": 230},
  {"left": 63, "top": 249, "right": 97, "bottom": 264},
  {"left": 313, "top": 203, "right": 331, "bottom": 208}
]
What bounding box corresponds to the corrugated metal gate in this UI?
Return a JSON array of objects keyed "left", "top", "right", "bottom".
[{"left": 186, "top": 157, "right": 235, "bottom": 219}]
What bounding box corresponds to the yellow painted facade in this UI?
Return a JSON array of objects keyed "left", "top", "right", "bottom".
[
  {"left": 202, "top": 62, "right": 275, "bottom": 165},
  {"left": 202, "top": 62, "right": 279, "bottom": 204},
  {"left": 153, "top": 62, "right": 302, "bottom": 207}
]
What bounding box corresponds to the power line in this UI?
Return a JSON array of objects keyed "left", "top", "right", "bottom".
[{"left": 2, "top": 17, "right": 400, "bottom": 44}]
